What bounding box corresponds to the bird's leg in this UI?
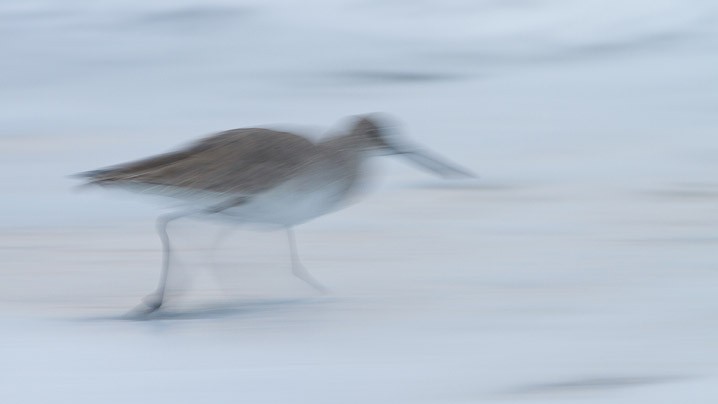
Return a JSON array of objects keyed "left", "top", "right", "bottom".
[
  {"left": 203, "top": 198, "right": 249, "bottom": 293},
  {"left": 286, "top": 227, "right": 328, "bottom": 294},
  {"left": 205, "top": 224, "right": 237, "bottom": 296},
  {"left": 138, "top": 211, "right": 191, "bottom": 313}
]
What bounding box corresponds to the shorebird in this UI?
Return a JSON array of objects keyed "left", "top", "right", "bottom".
[{"left": 78, "top": 114, "right": 474, "bottom": 313}]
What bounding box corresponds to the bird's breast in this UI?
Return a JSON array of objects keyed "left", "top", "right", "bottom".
[{"left": 220, "top": 175, "right": 356, "bottom": 226}]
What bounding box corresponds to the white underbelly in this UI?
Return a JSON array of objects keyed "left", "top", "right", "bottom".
[{"left": 219, "top": 181, "right": 349, "bottom": 226}]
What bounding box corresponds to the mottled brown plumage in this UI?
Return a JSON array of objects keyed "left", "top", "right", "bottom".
[{"left": 85, "top": 128, "right": 319, "bottom": 195}]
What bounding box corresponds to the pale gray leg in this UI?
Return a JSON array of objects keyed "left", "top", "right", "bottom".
[
  {"left": 286, "top": 227, "right": 328, "bottom": 294},
  {"left": 206, "top": 224, "right": 237, "bottom": 295},
  {"left": 139, "top": 211, "right": 191, "bottom": 313}
]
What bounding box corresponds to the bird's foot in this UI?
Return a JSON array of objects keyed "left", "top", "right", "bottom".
[
  {"left": 127, "top": 293, "right": 164, "bottom": 316},
  {"left": 299, "top": 274, "right": 330, "bottom": 295},
  {"left": 312, "top": 283, "right": 330, "bottom": 295}
]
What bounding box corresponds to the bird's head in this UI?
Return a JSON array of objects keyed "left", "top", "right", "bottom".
[{"left": 349, "top": 114, "right": 476, "bottom": 179}]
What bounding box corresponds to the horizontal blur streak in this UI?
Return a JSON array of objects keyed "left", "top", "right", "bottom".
[{"left": 2, "top": 0, "right": 718, "bottom": 403}]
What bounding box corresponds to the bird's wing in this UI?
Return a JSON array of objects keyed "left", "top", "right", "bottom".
[{"left": 79, "top": 128, "right": 317, "bottom": 195}]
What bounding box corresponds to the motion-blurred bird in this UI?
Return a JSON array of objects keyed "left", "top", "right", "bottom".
[{"left": 78, "top": 114, "right": 474, "bottom": 313}]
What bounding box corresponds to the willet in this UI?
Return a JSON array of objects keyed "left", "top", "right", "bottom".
[{"left": 78, "top": 114, "right": 474, "bottom": 313}]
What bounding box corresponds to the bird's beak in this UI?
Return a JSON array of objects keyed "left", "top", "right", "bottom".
[{"left": 389, "top": 142, "right": 476, "bottom": 179}]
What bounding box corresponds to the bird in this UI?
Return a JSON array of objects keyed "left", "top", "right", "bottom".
[{"left": 77, "top": 114, "right": 474, "bottom": 313}]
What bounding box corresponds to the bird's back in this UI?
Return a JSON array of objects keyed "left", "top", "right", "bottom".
[{"left": 80, "top": 128, "right": 318, "bottom": 196}]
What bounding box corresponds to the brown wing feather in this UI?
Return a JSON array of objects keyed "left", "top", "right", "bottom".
[{"left": 83, "top": 128, "right": 317, "bottom": 195}]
